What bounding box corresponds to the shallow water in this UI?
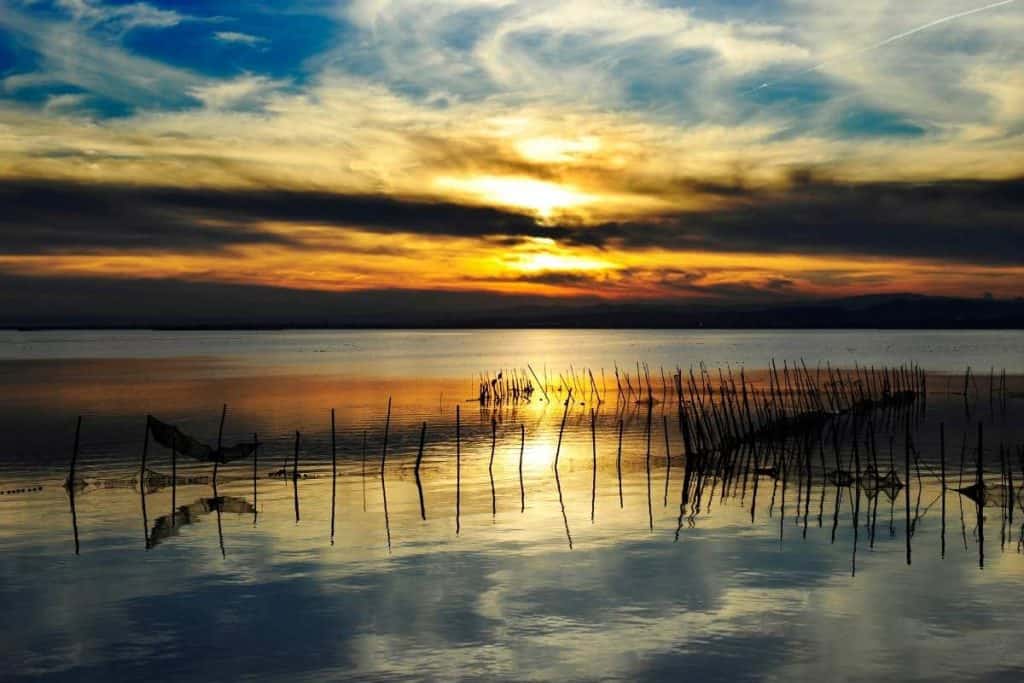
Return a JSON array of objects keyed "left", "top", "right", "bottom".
[{"left": 1, "top": 329, "right": 1023, "bottom": 681}]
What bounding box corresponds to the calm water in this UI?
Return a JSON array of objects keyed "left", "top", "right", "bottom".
[{"left": 1, "top": 329, "right": 1023, "bottom": 681}]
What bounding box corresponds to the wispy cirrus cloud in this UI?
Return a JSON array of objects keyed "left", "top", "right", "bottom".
[
  {"left": 0, "top": 3, "right": 204, "bottom": 108},
  {"left": 54, "top": 0, "right": 191, "bottom": 33},
  {"left": 213, "top": 30, "right": 267, "bottom": 47}
]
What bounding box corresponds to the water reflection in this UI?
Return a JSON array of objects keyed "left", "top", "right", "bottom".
[
  {"left": 3, "top": 348, "right": 1024, "bottom": 680},
  {"left": 148, "top": 496, "right": 256, "bottom": 550}
]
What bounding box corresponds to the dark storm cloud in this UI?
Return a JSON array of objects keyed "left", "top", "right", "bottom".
[
  {"left": 2, "top": 175, "right": 1022, "bottom": 265},
  {"left": 564, "top": 175, "right": 1024, "bottom": 266},
  {"left": 0, "top": 179, "right": 550, "bottom": 254},
  {"left": 0, "top": 180, "right": 298, "bottom": 253},
  {"left": 0, "top": 180, "right": 552, "bottom": 254}
]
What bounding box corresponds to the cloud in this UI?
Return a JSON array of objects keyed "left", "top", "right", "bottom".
[
  {"left": 0, "top": 5, "right": 204, "bottom": 108},
  {"left": 187, "top": 75, "right": 284, "bottom": 110},
  {"left": 41, "top": 92, "right": 88, "bottom": 114},
  {"left": 1, "top": 0, "right": 1023, "bottom": 307},
  {"left": 2, "top": 175, "right": 1022, "bottom": 270},
  {"left": 467, "top": 267, "right": 803, "bottom": 305},
  {"left": 561, "top": 174, "right": 1024, "bottom": 267},
  {"left": 213, "top": 31, "right": 268, "bottom": 47},
  {"left": 1, "top": 176, "right": 1021, "bottom": 309},
  {"left": 56, "top": 0, "right": 186, "bottom": 30},
  {"left": 0, "top": 179, "right": 300, "bottom": 253},
  {"left": 750, "top": 0, "right": 1020, "bottom": 96}
]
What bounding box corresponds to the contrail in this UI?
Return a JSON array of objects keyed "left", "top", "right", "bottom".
[{"left": 746, "top": 0, "right": 1018, "bottom": 94}]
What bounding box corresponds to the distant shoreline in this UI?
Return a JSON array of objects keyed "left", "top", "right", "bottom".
[
  {"left": 5, "top": 324, "right": 1024, "bottom": 332},
  {"left": 3, "top": 294, "right": 1022, "bottom": 331}
]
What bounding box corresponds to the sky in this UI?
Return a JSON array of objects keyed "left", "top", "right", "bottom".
[{"left": 1, "top": 0, "right": 1022, "bottom": 323}]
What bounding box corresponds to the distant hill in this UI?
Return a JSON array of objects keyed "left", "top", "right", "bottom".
[
  {"left": 451, "top": 294, "right": 1024, "bottom": 330},
  {"left": 5, "top": 280, "right": 1023, "bottom": 330}
]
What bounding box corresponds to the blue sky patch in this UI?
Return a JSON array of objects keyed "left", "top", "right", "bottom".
[{"left": 838, "top": 106, "right": 927, "bottom": 138}]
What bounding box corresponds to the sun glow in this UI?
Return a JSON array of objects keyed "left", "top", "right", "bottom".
[
  {"left": 515, "top": 136, "right": 601, "bottom": 163},
  {"left": 435, "top": 175, "right": 597, "bottom": 219},
  {"left": 510, "top": 251, "right": 617, "bottom": 274}
]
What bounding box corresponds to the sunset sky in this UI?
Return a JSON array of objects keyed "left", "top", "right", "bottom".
[{"left": 1, "top": 0, "right": 1022, "bottom": 323}]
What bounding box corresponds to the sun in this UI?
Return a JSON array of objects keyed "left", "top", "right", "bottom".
[
  {"left": 435, "top": 175, "right": 597, "bottom": 219},
  {"left": 512, "top": 251, "right": 615, "bottom": 274}
]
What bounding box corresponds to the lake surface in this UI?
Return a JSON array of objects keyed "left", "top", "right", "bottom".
[{"left": 1, "top": 329, "right": 1023, "bottom": 681}]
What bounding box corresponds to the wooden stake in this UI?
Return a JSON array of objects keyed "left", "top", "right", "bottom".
[
  {"left": 528, "top": 364, "right": 549, "bottom": 403},
  {"left": 554, "top": 388, "right": 572, "bottom": 470},
  {"left": 456, "top": 404, "right": 461, "bottom": 535},
  {"left": 940, "top": 422, "right": 945, "bottom": 559},
  {"left": 140, "top": 417, "right": 150, "bottom": 548},
  {"left": 617, "top": 418, "right": 624, "bottom": 509},
  {"left": 591, "top": 409, "right": 597, "bottom": 523},
  {"left": 977, "top": 422, "right": 985, "bottom": 568},
  {"left": 663, "top": 414, "right": 671, "bottom": 507},
  {"left": 213, "top": 403, "right": 226, "bottom": 485},
  {"left": 293, "top": 430, "right": 301, "bottom": 523},
  {"left": 976, "top": 421, "right": 984, "bottom": 490},
  {"left": 330, "top": 409, "right": 337, "bottom": 543},
  {"left": 139, "top": 415, "right": 149, "bottom": 491},
  {"left": 380, "top": 397, "right": 392, "bottom": 479},
  {"left": 361, "top": 430, "right": 367, "bottom": 513},
  {"left": 905, "top": 423, "right": 911, "bottom": 565},
  {"left": 66, "top": 415, "right": 82, "bottom": 490},
  {"left": 415, "top": 421, "right": 427, "bottom": 521},
  {"left": 490, "top": 417, "right": 497, "bottom": 517},
  {"left": 519, "top": 424, "right": 526, "bottom": 513},
  {"left": 171, "top": 435, "right": 177, "bottom": 526},
  {"left": 252, "top": 432, "right": 258, "bottom": 526}
]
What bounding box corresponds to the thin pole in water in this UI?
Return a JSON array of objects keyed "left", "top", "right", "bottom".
[
  {"left": 1007, "top": 441, "right": 1014, "bottom": 531},
  {"left": 905, "top": 423, "right": 911, "bottom": 566},
  {"left": 67, "top": 416, "right": 82, "bottom": 556},
  {"left": 66, "top": 415, "right": 82, "bottom": 490},
  {"left": 977, "top": 421, "right": 985, "bottom": 568},
  {"left": 252, "top": 432, "right": 259, "bottom": 526},
  {"left": 591, "top": 408, "right": 597, "bottom": 523},
  {"left": 415, "top": 421, "right": 427, "bottom": 521},
  {"left": 940, "top": 422, "right": 946, "bottom": 559},
  {"left": 456, "top": 404, "right": 461, "bottom": 535},
  {"left": 380, "top": 397, "right": 392, "bottom": 479},
  {"left": 556, "top": 462, "right": 573, "bottom": 550},
  {"left": 976, "top": 421, "right": 984, "bottom": 490},
  {"left": 381, "top": 405, "right": 392, "bottom": 552},
  {"left": 69, "top": 487, "right": 80, "bottom": 556},
  {"left": 617, "top": 418, "right": 624, "bottom": 509},
  {"left": 519, "top": 424, "right": 526, "bottom": 513},
  {"left": 140, "top": 417, "right": 150, "bottom": 549},
  {"left": 361, "top": 430, "right": 367, "bottom": 512},
  {"left": 554, "top": 389, "right": 573, "bottom": 470},
  {"left": 140, "top": 416, "right": 149, "bottom": 491},
  {"left": 646, "top": 402, "right": 653, "bottom": 532},
  {"left": 490, "top": 417, "right": 497, "bottom": 517},
  {"left": 293, "top": 430, "right": 301, "bottom": 523},
  {"left": 330, "top": 409, "right": 337, "bottom": 544},
  {"left": 214, "top": 403, "right": 226, "bottom": 486},
  {"left": 171, "top": 435, "right": 177, "bottom": 526},
  {"left": 663, "top": 414, "right": 671, "bottom": 507}
]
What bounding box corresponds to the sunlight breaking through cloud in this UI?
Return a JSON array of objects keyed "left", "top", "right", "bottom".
[{"left": 0, "top": 0, "right": 1021, "bottom": 306}]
